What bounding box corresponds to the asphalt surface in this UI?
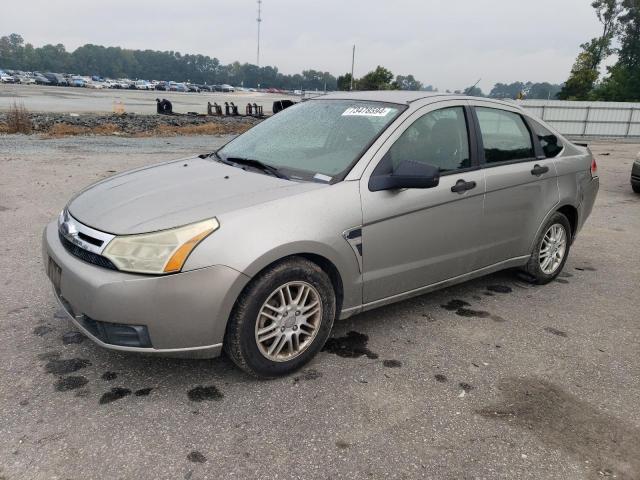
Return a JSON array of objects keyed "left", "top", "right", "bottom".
[
  {"left": 0, "top": 84, "right": 297, "bottom": 115},
  {"left": 0, "top": 135, "right": 639, "bottom": 480}
]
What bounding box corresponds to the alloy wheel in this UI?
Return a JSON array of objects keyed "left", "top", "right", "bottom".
[
  {"left": 255, "top": 281, "right": 322, "bottom": 362},
  {"left": 539, "top": 223, "right": 567, "bottom": 275}
]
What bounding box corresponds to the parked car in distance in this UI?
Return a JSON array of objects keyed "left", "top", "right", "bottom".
[
  {"left": 135, "top": 80, "right": 151, "bottom": 90},
  {"left": 220, "top": 84, "right": 235, "bottom": 92},
  {"left": 43, "top": 73, "right": 68, "bottom": 86},
  {"left": 33, "top": 73, "right": 51, "bottom": 85},
  {"left": 169, "top": 82, "right": 188, "bottom": 92},
  {"left": 0, "top": 70, "right": 16, "bottom": 83},
  {"left": 44, "top": 92, "right": 599, "bottom": 378},
  {"left": 70, "top": 76, "right": 87, "bottom": 87},
  {"left": 631, "top": 151, "right": 640, "bottom": 193},
  {"left": 186, "top": 83, "right": 201, "bottom": 93}
]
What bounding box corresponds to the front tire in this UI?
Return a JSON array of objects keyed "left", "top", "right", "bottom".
[
  {"left": 524, "top": 212, "right": 571, "bottom": 284},
  {"left": 224, "top": 257, "right": 336, "bottom": 378}
]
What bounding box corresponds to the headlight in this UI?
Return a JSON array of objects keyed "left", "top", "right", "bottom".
[{"left": 102, "top": 218, "right": 219, "bottom": 274}]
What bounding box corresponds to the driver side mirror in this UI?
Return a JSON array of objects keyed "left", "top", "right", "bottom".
[{"left": 369, "top": 160, "right": 440, "bottom": 192}]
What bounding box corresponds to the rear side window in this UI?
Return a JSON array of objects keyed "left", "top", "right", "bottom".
[
  {"left": 476, "top": 107, "right": 534, "bottom": 164},
  {"left": 529, "top": 119, "right": 563, "bottom": 158}
]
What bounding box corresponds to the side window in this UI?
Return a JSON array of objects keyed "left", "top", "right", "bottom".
[
  {"left": 476, "top": 107, "right": 534, "bottom": 164},
  {"left": 529, "top": 119, "right": 563, "bottom": 158},
  {"left": 377, "top": 106, "right": 471, "bottom": 175}
]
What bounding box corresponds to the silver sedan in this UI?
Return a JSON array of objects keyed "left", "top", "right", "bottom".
[{"left": 43, "top": 91, "right": 599, "bottom": 377}]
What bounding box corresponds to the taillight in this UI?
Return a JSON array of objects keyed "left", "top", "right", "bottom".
[{"left": 591, "top": 157, "right": 598, "bottom": 177}]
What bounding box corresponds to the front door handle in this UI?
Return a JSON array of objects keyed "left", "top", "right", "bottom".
[
  {"left": 531, "top": 164, "right": 550, "bottom": 176},
  {"left": 451, "top": 179, "right": 477, "bottom": 194}
]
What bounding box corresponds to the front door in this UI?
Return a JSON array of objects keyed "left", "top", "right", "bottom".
[{"left": 360, "top": 102, "right": 486, "bottom": 303}]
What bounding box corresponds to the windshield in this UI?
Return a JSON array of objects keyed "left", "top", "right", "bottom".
[{"left": 217, "top": 99, "right": 404, "bottom": 182}]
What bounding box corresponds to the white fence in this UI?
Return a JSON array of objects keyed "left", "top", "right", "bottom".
[{"left": 518, "top": 100, "right": 640, "bottom": 139}]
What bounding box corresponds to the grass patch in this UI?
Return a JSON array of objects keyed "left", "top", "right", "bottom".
[{"left": 5, "top": 102, "right": 32, "bottom": 134}]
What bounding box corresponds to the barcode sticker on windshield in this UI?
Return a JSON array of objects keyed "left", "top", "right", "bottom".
[{"left": 342, "top": 106, "right": 392, "bottom": 117}]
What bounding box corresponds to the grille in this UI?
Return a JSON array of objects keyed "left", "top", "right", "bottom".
[{"left": 59, "top": 233, "right": 118, "bottom": 270}]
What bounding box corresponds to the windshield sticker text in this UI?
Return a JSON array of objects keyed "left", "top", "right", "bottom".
[{"left": 342, "top": 106, "right": 392, "bottom": 117}]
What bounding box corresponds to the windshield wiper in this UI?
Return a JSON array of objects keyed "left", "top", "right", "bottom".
[
  {"left": 224, "top": 157, "right": 289, "bottom": 180},
  {"left": 208, "top": 151, "right": 234, "bottom": 165}
]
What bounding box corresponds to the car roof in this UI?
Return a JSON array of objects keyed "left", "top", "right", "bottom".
[{"left": 312, "top": 91, "right": 517, "bottom": 109}]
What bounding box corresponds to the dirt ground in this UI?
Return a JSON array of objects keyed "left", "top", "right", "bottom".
[{"left": 0, "top": 134, "right": 638, "bottom": 480}]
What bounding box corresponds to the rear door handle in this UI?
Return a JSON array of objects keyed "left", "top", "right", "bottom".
[
  {"left": 451, "top": 179, "right": 477, "bottom": 194},
  {"left": 531, "top": 164, "right": 550, "bottom": 176}
]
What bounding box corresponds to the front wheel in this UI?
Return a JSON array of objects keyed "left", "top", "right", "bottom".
[
  {"left": 523, "top": 212, "right": 571, "bottom": 284},
  {"left": 224, "top": 257, "right": 336, "bottom": 378}
]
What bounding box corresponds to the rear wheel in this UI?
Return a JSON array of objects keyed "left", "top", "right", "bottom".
[
  {"left": 224, "top": 257, "right": 336, "bottom": 378},
  {"left": 632, "top": 182, "right": 640, "bottom": 194},
  {"left": 524, "top": 212, "right": 571, "bottom": 284}
]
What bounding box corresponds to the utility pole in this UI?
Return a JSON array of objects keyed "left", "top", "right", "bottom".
[
  {"left": 350, "top": 45, "right": 355, "bottom": 91},
  {"left": 256, "top": 0, "right": 262, "bottom": 67}
]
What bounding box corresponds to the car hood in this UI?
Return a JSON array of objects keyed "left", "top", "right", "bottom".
[{"left": 68, "top": 156, "right": 325, "bottom": 234}]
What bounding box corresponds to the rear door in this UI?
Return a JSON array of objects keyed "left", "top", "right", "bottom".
[
  {"left": 360, "top": 101, "right": 486, "bottom": 303},
  {"left": 470, "top": 102, "right": 559, "bottom": 265}
]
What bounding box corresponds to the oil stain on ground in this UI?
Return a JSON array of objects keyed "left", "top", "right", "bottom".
[
  {"left": 441, "top": 299, "right": 504, "bottom": 320},
  {"left": 134, "top": 388, "right": 153, "bottom": 396},
  {"left": 55, "top": 376, "right": 88, "bottom": 391},
  {"left": 187, "top": 451, "right": 207, "bottom": 463},
  {"left": 435, "top": 374, "right": 448, "bottom": 383},
  {"left": 45, "top": 358, "right": 91, "bottom": 375},
  {"left": 99, "top": 387, "right": 132, "bottom": 405},
  {"left": 441, "top": 299, "right": 470, "bottom": 311},
  {"left": 383, "top": 359, "right": 402, "bottom": 368},
  {"left": 322, "top": 331, "right": 379, "bottom": 359},
  {"left": 33, "top": 325, "right": 53, "bottom": 336},
  {"left": 575, "top": 266, "right": 597, "bottom": 272},
  {"left": 293, "top": 369, "right": 323, "bottom": 383},
  {"left": 544, "top": 327, "right": 568, "bottom": 338},
  {"left": 101, "top": 371, "right": 118, "bottom": 381},
  {"left": 487, "top": 285, "right": 513, "bottom": 294},
  {"left": 188, "top": 385, "right": 224, "bottom": 402},
  {"left": 62, "top": 331, "right": 85, "bottom": 345},
  {"left": 476, "top": 377, "right": 640, "bottom": 480}
]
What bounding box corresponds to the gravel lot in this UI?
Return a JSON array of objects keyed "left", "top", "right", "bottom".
[
  {"left": 0, "top": 134, "right": 638, "bottom": 480},
  {"left": 0, "top": 84, "right": 297, "bottom": 115}
]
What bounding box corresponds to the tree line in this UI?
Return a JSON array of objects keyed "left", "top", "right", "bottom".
[
  {"left": 559, "top": 0, "right": 640, "bottom": 101},
  {"left": 0, "top": 33, "right": 564, "bottom": 99},
  {"left": 0, "top": 34, "right": 338, "bottom": 90}
]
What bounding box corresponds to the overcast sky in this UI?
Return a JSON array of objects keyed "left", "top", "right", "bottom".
[{"left": 2, "top": 0, "right": 602, "bottom": 91}]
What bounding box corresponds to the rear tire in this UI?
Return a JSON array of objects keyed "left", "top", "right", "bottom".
[
  {"left": 523, "top": 212, "right": 571, "bottom": 285},
  {"left": 632, "top": 183, "right": 640, "bottom": 194},
  {"left": 224, "top": 257, "right": 336, "bottom": 378}
]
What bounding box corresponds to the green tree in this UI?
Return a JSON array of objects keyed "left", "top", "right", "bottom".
[
  {"left": 337, "top": 73, "right": 352, "bottom": 91},
  {"left": 463, "top": 85, "right": 484, "bottom": 97},
  {"left": 596, "top": 0, "right": 640, "bottom": 100},
  {"left": 394, "top": 74, "right": 423, "bottom": 91},
  {"left": 357, "top": 66, "right": 394, "bottom": 90},
  {"left": 559, "top": 0, "right": 622, "bottom": 99}
]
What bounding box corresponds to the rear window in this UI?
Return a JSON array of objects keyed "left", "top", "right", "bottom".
[
  {"left": 476, "top": 107, "right": 534, "bottom": 164},
  {"left": 529, "top": 119, "right": 563, "bottom": 158}
]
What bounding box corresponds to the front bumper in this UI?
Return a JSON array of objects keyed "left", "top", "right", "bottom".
[{"left": 43, "top": 221, "right": 250, "bottom": 358}]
